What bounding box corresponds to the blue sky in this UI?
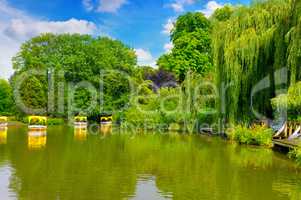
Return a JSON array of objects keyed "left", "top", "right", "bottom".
[{"left": 0, "top": 0, "right": 250, "bottom": 79}]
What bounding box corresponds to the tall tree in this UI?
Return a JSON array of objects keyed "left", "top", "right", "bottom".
[
  {"left": 0, "top": 79, "right": 14, "bottom": 115},
  {"left": 157, "top": 12, "right": 212, "bottom": 82},
  {"left": 11, "top": 33, "right": 137, "bottom": 117},
  {"left": 18, "top": 75, "right": 47, "bottom": 115},
  {"left": 210, "top": 5, "right": 234, "bottom": 22},
  {"left": 213, "top": 0, "right": 301, "bottom": 122}
]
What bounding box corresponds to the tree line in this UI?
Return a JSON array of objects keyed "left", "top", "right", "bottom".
[{"left": 0, "top": 0, "right": 300, "bottom": 127}]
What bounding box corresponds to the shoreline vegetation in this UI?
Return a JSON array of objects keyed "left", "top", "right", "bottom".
[{"left": 0, "top": 0, "right": 301, "bottom": 165}]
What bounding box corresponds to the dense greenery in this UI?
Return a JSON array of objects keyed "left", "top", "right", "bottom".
[
  {"left": 271, "top": 82, "right": 301, "bottom": 120},
  {"left": 0, "top": 79, "right": 14, "bottom": 115},
  {"left": 157, "top": 12, "right": 212, "bottom": 82},
  {"left": 0, "top": 0, "right": 299, "bottom": 148},
  {"left": 123, "top": 72, "right": 216, "bottom": 131},
  {"left": 210, "top": 5, "right": 234, "bottom": 22},
  {"left": 213, "top": 0, "right": 301, "bottom": 122},
  {"left": 289, "top": 147, "right": 301, "bottom": 166},
  {"left": 227, "top": 124, "right": 273, "bottom": 146},
  {"left": 10, "top": 34, "right": 137, "bottom": 118}
]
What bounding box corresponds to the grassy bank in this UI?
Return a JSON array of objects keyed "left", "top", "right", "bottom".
[
  {"left": 289, "top": 148, "right": 301, "bottom": 166},
  {"left": 227, "top": 124, "right": 273, "bottom": 147}
]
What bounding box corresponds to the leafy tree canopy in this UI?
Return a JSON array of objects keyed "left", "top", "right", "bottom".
[
  {"left": 157, "top": 12, "right": 212, "bottom": 82},
  {"left": 210, "top": 5, "right": 235, "bottom": 22},
  {"left": 11, "top": 33, "right": 137, "bottom": 117},
  {"left": 0, "top": 79, "right": 14, "bottom": 115},
  {"left": 213, "top": 0, "right": 301, "bottom": 122}
]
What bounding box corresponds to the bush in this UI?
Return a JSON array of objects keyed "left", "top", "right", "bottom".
[
  {"left": 271, "top": 82, "right": 301, "bottom": 120},
  {"left": 47, "top": 118, "right": 65, "bottom": 125},
  {"left": 289, "top": 148, "right": 301, "bottom": 166},
  {"left": 227, "top": 124, "right": 273, "bottom": 146}
]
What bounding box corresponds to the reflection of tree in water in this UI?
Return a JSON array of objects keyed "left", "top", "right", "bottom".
[{"left": 1, "top": 127, "right": 301, "bottom": 200}]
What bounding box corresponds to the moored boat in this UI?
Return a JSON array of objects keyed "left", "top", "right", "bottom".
[
  {"left": 0, "top": 116, "right": 8, "bottom": 128},
  {"left": 28, "top": 116, "right": 47, "bottom": 130},
  {"left": 100, "top": 115, "right": 113, "bottom": 125},
  {"left": 74, "top": 116, "right": 88, "bottom": 128}
]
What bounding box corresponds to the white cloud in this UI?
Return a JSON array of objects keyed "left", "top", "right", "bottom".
[
  {"left": 164, "top": 42, "right": 174, "bottom": 53},
  {"left": 162, "top": 18, "right": 175, "bottom": 35},
  {"left": 200, "top": 1, "right": 223, "bottom": 18},
  {"left": 97, "top": 0, "right": 127, "bottom": 13},
  {"left": 4, "top": 18, "right": 96, "bottom": 41},
  {"left": 170, "top": 2, "right": 184, "bottom": 12},
  {"left": 135, "top": 48, "right": 156, "bottom": 67},
  {"left": 83, "top": 0, "right": 94, "bottom": 11},
  {"left": 0, "top": 0, "right": 98, "bottom": 79},
  {"left": 83, "top": 0, "right": 126, "bottom": 13},
  {"left": 168, "top": 0, "right": 195, "bottom": 12}
]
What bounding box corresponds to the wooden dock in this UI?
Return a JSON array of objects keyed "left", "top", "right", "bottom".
[
  {"left": 273, "top": 139, "right": 301, "bottom": 149},
  {"left": 273, "top": 121, "right": 301, "bottom": 149}
]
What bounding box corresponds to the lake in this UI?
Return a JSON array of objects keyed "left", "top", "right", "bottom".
[{"left": 0, "top": 125, "right": 301, "bottom": 200}]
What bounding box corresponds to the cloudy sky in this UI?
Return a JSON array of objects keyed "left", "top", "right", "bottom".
[{"left": 0, "top": 0, "right": 249, "bottom": 79}]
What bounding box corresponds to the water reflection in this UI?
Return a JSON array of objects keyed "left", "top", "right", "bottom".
[
  {"left": 0, "top": 166, "right": 15, "bottom": 200},
  {"left": 0, "top": 128, "right": 7, "bottom": 144},
  {"left": 130, "top": 177, "right": 172, "bottom": 200},
  {"left": 100, "top": 124, "right": 112, "bottom": 135},
  {"left": 27, "top": 130, "right": 47, "bottom": 149},
  {"left": 228, "top": 143, "right": 273, "bottom": 169},
  {"left": 74, "top": 128, "right": 87, "bottom": 141},
  {"left": 1, "top": 127, "right": 301, "bottom": 200}
]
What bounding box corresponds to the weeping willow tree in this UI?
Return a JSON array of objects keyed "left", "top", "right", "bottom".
[{"left": 212, "top": 0, "right": 301, "bottom": 122}]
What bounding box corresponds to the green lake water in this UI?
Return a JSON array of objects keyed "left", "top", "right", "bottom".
[{"left": 0, "top": 125, "right": 301, "bottom": 200}]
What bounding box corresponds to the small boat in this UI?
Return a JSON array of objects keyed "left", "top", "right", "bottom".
[
  {"left": 100, "top": 115, "right": 113, "bottom": 125},
  {"left": 74, "top": 116, "right": 88, "bottom": 128},
  {"left": 0, "top": 116, "right": 8, "bottom": 128},
  {"left": 28, "top": 116, "right": 47, "bottom": 130}
]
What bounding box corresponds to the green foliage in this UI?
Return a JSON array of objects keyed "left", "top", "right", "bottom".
[
  {"left": 47, "top": 118, "right": 65, "bottom": 125},
  {"left": 271, "top": 82, "right": 301, "bottom": 120},
  {"left": 124, "top": 72, "right": 217, "bottom": 131},
  {"left": 289, "top": 147, "right": 301, "bottom": 165},
  {"left": 213, "top": 0, "right": 301, "bottom": 122},
  {"left": 123, "top": 85, "right": 177, "bottom": 129},
  {"left": 11, "top": 33, "right": 137, "bottom": 118},
  {"left": 157, "top": 12, "right": 212, "bottom": 82},
  {"left": 210, "top": 5, "right": 235, "bottom": 22},
  {"left": 227, "top": 124, "right": 273, "bottom": 146},
  {"left": 0, "top": 79, "right": 14, "bottom": 115},
  {"left": 171, "top": 12, "right": 211, "bottom": 42},
  {"left": 18, "top": 75, "right": 47, "bottom": 115}
]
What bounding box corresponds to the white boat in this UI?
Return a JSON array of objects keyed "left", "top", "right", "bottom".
[
  {"left": 28, "top": 116, "right": 47, "bottom": 130},
  {"left": 0, "top": 123, "right": 8, "bottom": 128},
  {"left": 28, "top": 125, "right": 47, "bottom": 130},
  {"left": 74, "top": 122, "right": 88, "bottom": 128},
  {"left": 74, "top": 116, "right": 88, "bottom": 128},
  {"left": 100, "top": 115, "right": 113, "bottom": 125},
  {"left": 0, "top": 117, "right": 8, "bottom": 128},
  {"left": 100, "top": 121, "right": 112, "bottom": 125}
]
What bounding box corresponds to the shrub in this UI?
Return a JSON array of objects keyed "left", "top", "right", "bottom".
[
  {"left": 289, "top": 147, "right": 301, "bottom": 166},
  {"left": 47, "top": 118, "right": 65, "bottom": 125},
  {"left": 271, "top": 82, "right": 301, "bottom": 120},
  {"left": 227, "top": 124, "right": 273, "bottom": 147}
]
